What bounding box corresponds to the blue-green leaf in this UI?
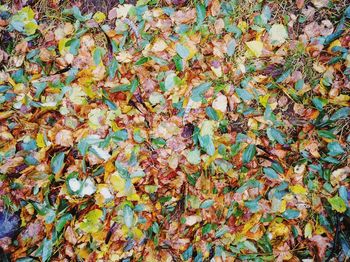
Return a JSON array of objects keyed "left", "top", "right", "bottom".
[
  {"left": 267, "top": 127, "right": 286, "bottom": 145},
  {"left": 205, "top": 107, "right": 219, "bottom": 120},
  {"left": 263, "top": 167, "right": 279, "bottom": 179},
  {"left": 199, "top": 135, "right": 215, "bottom": 156},
  {"left": 51, "top": 152, "right": 65, "bottom": 175},
  {"left": 327, "top": 142, "right": 345, "bottom": 156},
  {"left": 196, "top": 3, "right": 206, "bottom": 25},
  {"left": 243, "top": 144, "right": 256, "bottom": 164},
  {"left": 236, "top": 88, "right": 254, "bottom": 101},
  {"left": 330, "top": 107, "right": 350, "bottom": 121},
  {"left": 200, "top": 199, "right": 214, "bottom": 209},
  {"left": 282, "top": 209, "right": 300, "bottom": 219},
  {"left": 191, "top": 82, "right": 212, "bottom": 101}
]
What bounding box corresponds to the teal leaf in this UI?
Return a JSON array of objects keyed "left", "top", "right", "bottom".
[
  {"left": 327, "top": 142, "right": 345, "bottom": 156},
  {"left": 66, "top": 38, "right": 80, "bottom": 56},
  {"left": 130, "top": 78, "right": 139, "bottom": 94},
  {"left": 152, "top": 222, "right": 160, "bottom": 234},
  {"left": 330, "top": 107, "right": 350, "bottom": 121},
  {"left": 108, "top": 58, "right": 118, "bottom": 79},
  {"left": 312, "top": 97, "right": 328, "bottom": 111},
  {"left": 282, "top": 209, "right": 300, "bottom": 219},
  {"left": 199, "top": 135, "right": 215, "bottom": 156},
  {"left": 111, "top": 129, "right": 128, "bottom": 142},
  {"left": 93, "top": 47, "right": 105, "bottom": 65},
  {"left": 243, "top": 144, "right": 256, "bottom": 164},
  {"left": 236, "top": 88, "right": 254, "bottom": 101},
  {"left": 263, "top": 167, "right": 279, "bottom": 179},
  {"left": 191, "top": 82, "right": 211, "bottom": 102},
  {"left": 267, "top": 127, "right": 286, "bottom": 145},
  {"left": 195, "top": 3, "right": 206, "bottom": 25},
  {"left": 205, "top": 107, "right": 219, "bottom": 120},
  {"left": 51, "top": 152, "right": 65, "bottom": 175},
  {"left": 200, "top": 199, "right": 214, "bottom": 209}
]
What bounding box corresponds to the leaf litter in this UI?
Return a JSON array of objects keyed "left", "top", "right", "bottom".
[{"left": 0, "top": 0, "right": 350, "bottom": 261}]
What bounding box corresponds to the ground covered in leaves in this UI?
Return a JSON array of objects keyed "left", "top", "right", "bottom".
[{"left": 0, "top": 0, "right": 350, "bottom": 261}]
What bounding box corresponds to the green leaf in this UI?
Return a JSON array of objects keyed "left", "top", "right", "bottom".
[
  {"left": 202, "top": 223, "right": 212, "bottom": 235},
  {"left": 176, "top": 44, "right": 190, "bottom": 59},
  {"left": 327, "top": 142, "right": 345, "bottom": 156},
  {"left": 267, "top": 127, "right": 286, "bottom": 145},
  {"left": 51, "top": 152, "right": 65, "bottom": 175},
  {"left": 317, "top": 130, "right": 336, "bottom": 139},
  {"left": 135, "top": 56, "right": 150, "bottom": 66},
  {"left": 195, "top": 3, "right": 206, "bottom": 25},
  {"left": 282, "top": 209, "right": 300, "bottom": 219},
  {"left": 123, "top": 205, "right": 134, "bottom": 228},
  {"left": 243, "top": 144, "right": 256, "bottom": 164},
  {"left": 231, "top": 143, "right": 241, "bottom": 156},
  {"left": 328, "top": 195, "right": 347, "bottom": 213},
  {"left": 173, "top": 55, "right": 184, "bottom": 71},
  {"left": 200, "top": 199, "right": 214, "bottom": 209},
  {"left": 263, "top": 167, "right": 279, "bottom": 179},
  {"left": 56, "top": 213, "right": 73, "bottom": 233},
  {"left": 130, "top": 78, "right": 139, "bottom": 94}
]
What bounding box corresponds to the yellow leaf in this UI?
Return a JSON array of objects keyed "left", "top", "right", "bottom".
[
  {"left": 110, "top": 172, "right": 126, "bottom": 192},
  {"left": 36, "top": 133, "right": 45, "bottom": 148},
  {"left": 246, "top": 41, "right": 263, "bottom": 57},
  {"left": 279, "top": 199, "right": 287, "bottom": 213},
  {"left": 58, "top": 38, "right": 70, "bottom": 55},
  {"left": 237, "top": 21, "right": 248, "bottom": 33},
  {"left": 132, "top": 227, "right": 144, "bottom": 240},
  {"left": 330, "top": 95, "right": 350, "bottom": 106},
  {"left": 259, "top": 94, "right": 270, "bottom": 108},
  {"left": 304, "top": 222, "right": 313, "bottom": 239},
  {"left": 269, "top": 220, "right": 290, "bottom": 240},
  {"left": 93, "top": 11, "right": 106, "bottom": 23},
  {"left": 289, "top": 184, "right": 308, "bottom": 195}
]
